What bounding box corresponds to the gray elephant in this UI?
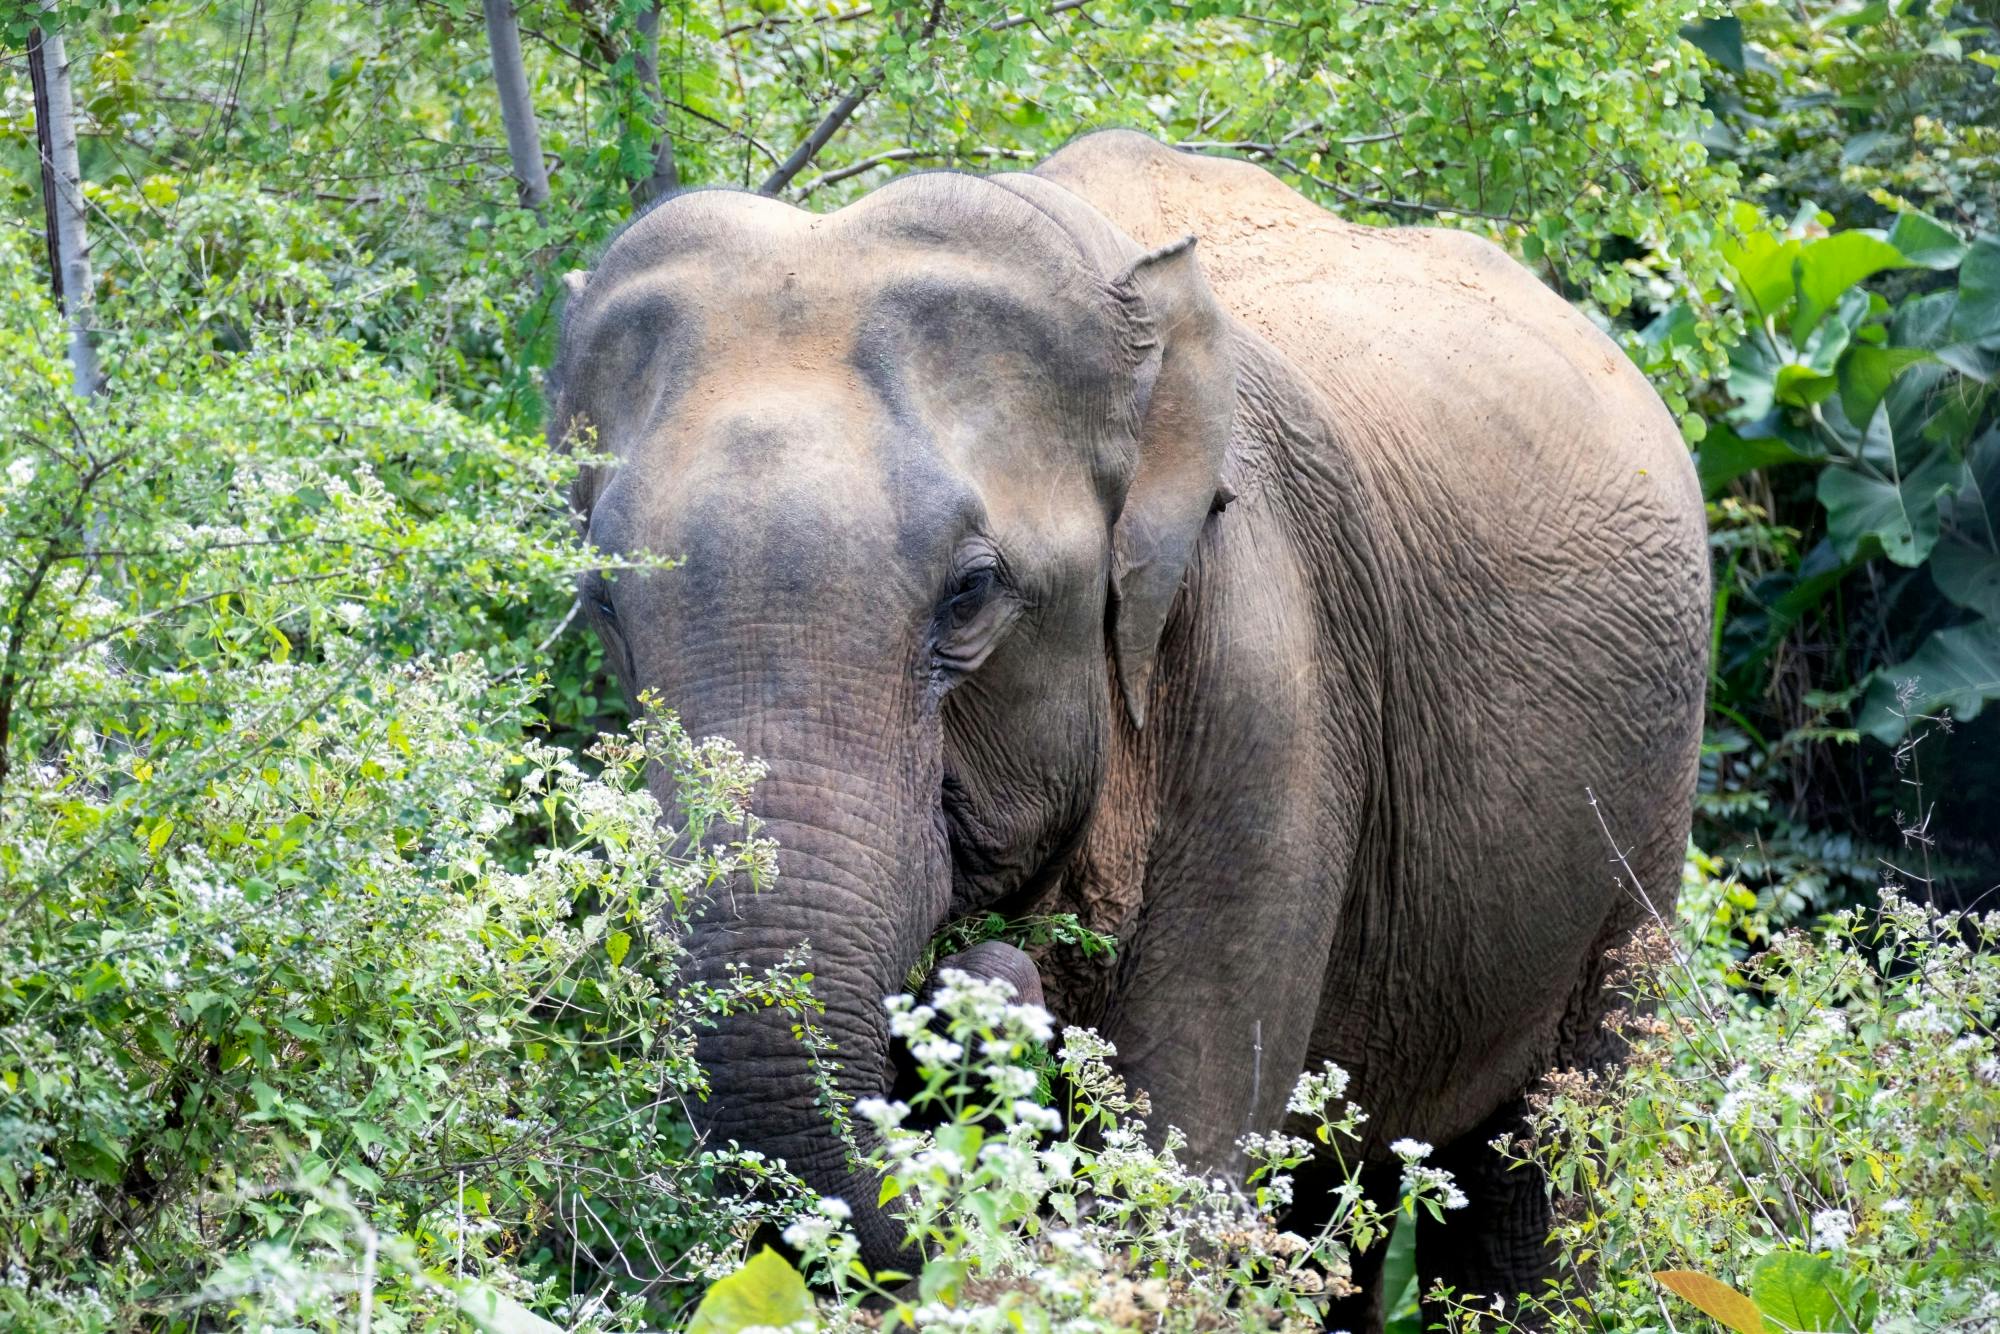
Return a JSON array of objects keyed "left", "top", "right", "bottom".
[{"left": 548, "top": 130, "right": 1707, "bottom": 1329}]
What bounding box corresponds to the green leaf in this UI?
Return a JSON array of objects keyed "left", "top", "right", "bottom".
[
  {"left": 1840, "top": 129, "right": 1891, "bottom": 166},
  {"left": 1653, "top": 1270, "right": 1765, "bottom": 1334},
  {"left": 1748, "top": 1251, "right": 1842, "bottom": 1332},
  {"left": 688, "top": 1247, "right": 817, "bottom": 1334},
  {"left": 1936, "top": 342, "right": 2000, "bottom": 382},
  {"left": 1887, "top": 210, "right": 1967, "bottom": 269},
  {"left": 1860, "top": 619, "right": 2000, "bottom": 741},
  {"left": 606, "top": 930, "right": 631, "bottom": 969},
  {"left": 1697, "top": 425, "right": 1821, "bottom": 497},
  {"left": 457, "top": 1282, "right": 567, "bottom": 1334},
  {"left": 919, "top": 1258, "right": 969, "bottom": 1305},
  {"left": 1954, "top": 236, "right": 2000, "bottom": 348},
  {"left": 1681, "top": 17, "right": 1744, "bottom": 72},
  {"left": 1932, "top": 541, "right": 2000, "bottom": 619},
  {"left": 1722, "top": 207, "right": 1803, "bottom": 321},
  {"left": 1840, "top": 345, "right": 1934, "bottom": 426},
  {"left": 1793, "top": 231, "right": 1910, "bottom": 337},
  {"left": 1817, "top": 407, "right": 1960, "bottom": 566}
]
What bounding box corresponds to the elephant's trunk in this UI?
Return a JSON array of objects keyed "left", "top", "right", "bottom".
[{"left": 670, "top": 683, "right": 951, "bottom": 1271}]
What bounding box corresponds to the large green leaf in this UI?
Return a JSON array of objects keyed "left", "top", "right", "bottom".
[
  {"left": 1886, "top": 209, "right": 1968, "bottom": 269},
  {"left": 1816, "top": 407, "right": 1961, "bottom": 566},
  {"left": 688, "top": 1247, "right": 819, "bottom": 1334},
  {"left": 1681, "top": 16, "right": 1744, "bottom": 72},
  {"left": 1793, "top": 231, "right": 1910, "bottom": 337},
  {"left": 1653, "top": 1270, "right": 1765, "bottom": 1334},
  {"left": 1942, "top": 426, "right": 2000, "bottom": 538},
  {"left": 1722, "top": 205, "right": 1805, "bottom": 321},
  {"left": 1727, "top": 332, "right": 1786, "bottom": 422},
  {"left": 1840, "top": 345, "right": 1934, "bottom": 426},
  {"left": 1859, "top": 618, "right": 2000, "bottom": 741},
  {"left": 458, "top": 1284, "right": 566, "bottom": 1334},
  {"left": 1952, "top": 234, "right": 2000, "bottom": 348},
  {"left": 1932, "top": 541, "right": 2000, "bottom": 619},
  {"left": 1698, "top": 424, "right": 1824, "bottom": 497},
  {"left": 1748, "top": 1252, "right": 1842, "bottom": 1332}
]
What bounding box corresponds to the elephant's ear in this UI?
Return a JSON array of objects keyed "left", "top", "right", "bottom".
[{"left": 1109, "top": 235, "right": 1236, "bottom": 730}]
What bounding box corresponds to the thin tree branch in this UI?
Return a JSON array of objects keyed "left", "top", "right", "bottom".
[
  {"left": 720, "top": 3, "right": 874, "bottom": 38},
  {"left": 1273, "top": 156, "right": 1527, "bottom": 226},
  {"left": 759, "top": 80, "right": 880, "bottom": 196},
  {"left": 795, "top": 145, "right": 1034, "bottom": 198},
  {"left": 989, "top": 0, "right": 1092, "bottom": 30}
]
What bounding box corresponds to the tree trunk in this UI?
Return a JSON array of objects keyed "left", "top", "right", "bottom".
[
  {"left": 27, "top": 16, "right": 99, "bottom": 397},
  {"left": 630, "top": 5, "right": 680, "bottom": 209},
  {"left": 482, "top": 0, "right": 551, "bottom": 211}
]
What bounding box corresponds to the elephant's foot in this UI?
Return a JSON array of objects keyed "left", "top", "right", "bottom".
[{"left": 1414, "top": 1094, "right": 1553, "bottom": 1331}]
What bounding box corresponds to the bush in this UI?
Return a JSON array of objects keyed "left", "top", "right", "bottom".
[
  {"left": 1469, "top": 850, "right": 2000, "bottom": 1333},
  {"left": 0, "top": 230, "right": 806, "bottom": 1329}
]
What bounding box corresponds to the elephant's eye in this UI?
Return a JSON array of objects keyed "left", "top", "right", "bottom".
[
  {"left": 945, "top": 566, "right": 996, "bottom": 628},
  {"left": 582, "top": 573, "right": 618, "bottom": 623},
  {"left": 933, "top": 561, "right": 1017, "bottom": 683}
]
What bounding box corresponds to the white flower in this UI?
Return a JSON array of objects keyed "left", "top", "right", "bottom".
[
  {"left": 1896, "top": 1001, "right": 1953, "bottom": 1038},
  {"left": 781, "top": 1216, "right": 833, "bottom": 1250},
  {"left": 1390, "top": 1138, "right": 1434, "bottom": 1162},
  {"left": 1811, "top": 1207, "right": 1853, "bottom": 1251},
  {"left": 816, "top": 1196, "right": 851, "bottom": 1221},
  {"left": 1012, "top": 1100, "right": 1062, "bottom": 1132},
  {"left": 1287, "top": 1061, "right": 1352, "bottom": 1115},
  {"left": 853, "top": 1097, "right": 909, "bottom": 1129},
  {"left": 987, "top": 1064, "right": 1038, "bottom": 1099},
  {"left": 1402, "top": 1163, "right": 1468, "bottom": 1210},
  {"left": 909, "top": 1036, "right": 964, "bottom": 1067},
  {"left": 887, "top": 1002, "right": 937, "bottom": 1039},
  {"left": 1007, "top": 1003, "right": 1056, "bottom": 1043},
  {"left": 6, "top": 457, "right": 34, "bottom": 489}
]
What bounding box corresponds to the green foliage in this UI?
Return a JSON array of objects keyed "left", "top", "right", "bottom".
[
  {"left": 1462, "top": 851, "right": 2000, "bottom": 1333},
  {"left": 0, "top": 228, "right": 814, "bottom": 1326},
  {"left": 1688, "top": 201, "right": 1999, "bottom": 743},
  {"left": 685, "top": 1247, "right": 816, "bottom": 1334},
  {"left": 1679, "top": 0, "right": 2000, "bottom": 899},
  {"left": 1705, "top": 0, "right": 2000, "bottom": 235},
  {"left": 906, "top": 912, "right": 1116, "bottom": 994}
]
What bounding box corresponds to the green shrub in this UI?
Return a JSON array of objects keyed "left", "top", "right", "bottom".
[
  {"left": 0, "top": 230, "right": 807, "bottom": 1329},
  {"left": 1460, "top": 849, "right": 2000, "bottom": 1333}
]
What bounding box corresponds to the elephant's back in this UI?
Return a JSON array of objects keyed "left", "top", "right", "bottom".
[{"left": 1033, "top": 131, "right": 1695, "bottom": 515}]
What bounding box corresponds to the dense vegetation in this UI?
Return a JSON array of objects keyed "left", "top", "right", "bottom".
[{"left": 1, "top": 0, "right": 1997, "bottom": 1329}]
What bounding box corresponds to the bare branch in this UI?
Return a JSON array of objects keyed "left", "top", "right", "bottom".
[
  {"left": 760, "top": 79, "right": 880, "bottom": 196},
  {"left": 796, "top": 145, "right": 1035, "bottom": 198},
  {"left": 989, "top": 0, "right": 1093, "bottom": 31},
  {"left": 760, "top": 0, "right": 947, "bottom": 196},
  {"left": 1272, "top": 155, "right": 1527, "bottom": 226},
  {"left": 721, "top": 3, "right": 874, "bottom": 38}
]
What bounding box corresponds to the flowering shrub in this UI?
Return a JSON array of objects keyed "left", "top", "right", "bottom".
[
  {"left": 1450, "top": 853, "right": 2000, "bottom": 1332},
  {"left": 0, "top": 233, "right": 811, "bottom": 1329},
  {"left": 693, "top": 971, "right": 1465, "bottom": 1334}
]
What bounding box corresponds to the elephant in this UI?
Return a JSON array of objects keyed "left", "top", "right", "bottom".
[{"left": 547, "top": 129, "right": 1708, "bottom": 1329}]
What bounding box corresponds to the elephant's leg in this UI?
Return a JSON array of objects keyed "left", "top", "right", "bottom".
[
  {"left": 1288, "top": 1156, "right": 1400, "bottom": 1334},
  {"left": 1413, "top": 1094, "right": 1550, "bottom": 1328}
]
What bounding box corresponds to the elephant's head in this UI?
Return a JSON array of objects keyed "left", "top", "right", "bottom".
[{"left": 548, "top": 170, "right": 1236, "bottom": 1264}]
